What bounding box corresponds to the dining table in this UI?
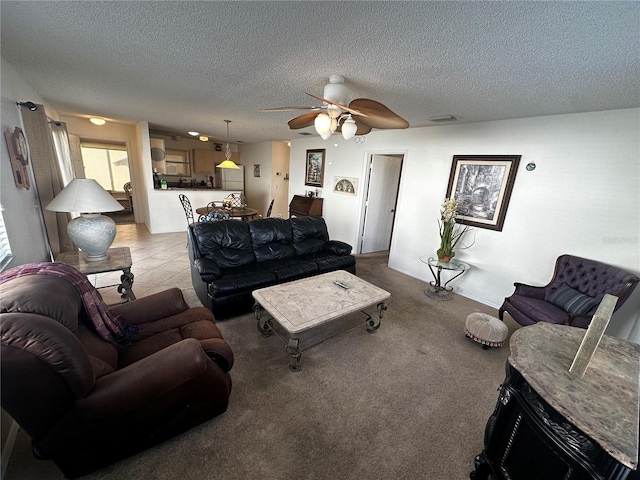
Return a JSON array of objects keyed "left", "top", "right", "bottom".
[{"left": 195, "top": 205, "right": 259, "bottom": 221}]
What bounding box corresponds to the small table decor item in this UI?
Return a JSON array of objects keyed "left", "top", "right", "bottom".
[{"left": 437, "top": 198, "right": 471, "bottom": 262}]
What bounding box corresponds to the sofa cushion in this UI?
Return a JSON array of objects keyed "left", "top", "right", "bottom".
[
  {"left": 291, "top": 216, "right": 329, "bottom": 255},
  {"left": 547, "top": 283, "right": 599, "bottom": 315},
  {"left": 259, "top": 257, "right": 318, "bottom": 281},
  {"left": 191, "top": 221, "right": 256, "bottom": 267},
  {"left": 249, "top": 218, "right": 297, "bottom": 262},
  {"left": 209, "top": 263, "right": 276, "bottom": 297}
]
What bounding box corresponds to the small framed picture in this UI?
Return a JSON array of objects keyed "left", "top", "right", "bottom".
[
  {"left": 305, "top": 149, "right": 325, "bottom": 187},
  {"left": 253, "top": 164, "right": 261, "bottom": 177},
  {"left": 333, "top": 176, "right": 358, "bottom": 196}
]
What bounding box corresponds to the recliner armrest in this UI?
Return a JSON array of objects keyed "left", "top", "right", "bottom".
[
  {"left": 110, "top": 288, "right": 189, "bottom": 325},
  {"left": 325, "top": 240, "right": 352, "bottom": 256},
  {"left": 194, "top": 258, "right": 222, "bottom": 281},
  {"left": 75, "top": 338, "right": 209, "bottom": 418},
  {"left": 512, "top": 282, "right": 545, "bottom": 299}
]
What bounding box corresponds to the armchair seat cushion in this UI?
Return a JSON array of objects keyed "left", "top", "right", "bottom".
[{"left": 507, "top": 296, "right": 570, "bottom": 326}]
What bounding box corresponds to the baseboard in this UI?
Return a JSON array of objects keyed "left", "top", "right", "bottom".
[{"left": 1, "top": 420, "right": 20, "bottom": 480}]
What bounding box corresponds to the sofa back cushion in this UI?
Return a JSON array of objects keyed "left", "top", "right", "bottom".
[
  {"left": 191, "top": 221, "right": 256, "bottom": 267},
  {"left": 291, "top": 216, "right": 329, "bottom": 255},
  {"left": 545, "top": 254, "right": 639, "bottom": 306},
  {"left": 248, "top": 218, "right": 296, "bottom": 262}
]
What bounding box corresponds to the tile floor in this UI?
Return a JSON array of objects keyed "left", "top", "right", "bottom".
[{"left": 91, "top": 223, "right": 200, "bottom": 306}]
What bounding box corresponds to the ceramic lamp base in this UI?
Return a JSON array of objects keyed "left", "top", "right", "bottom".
[{"left": 67, "top": 213, "right": 116, "bottom": 261}]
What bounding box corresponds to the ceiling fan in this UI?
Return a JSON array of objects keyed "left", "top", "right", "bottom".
[{"left": 261, "top": 75, "right": 409, "bottom": 140}]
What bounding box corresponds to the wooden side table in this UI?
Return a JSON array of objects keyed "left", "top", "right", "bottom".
[{"left": 55, "top": 247, "right": 136, "bottom": 302}]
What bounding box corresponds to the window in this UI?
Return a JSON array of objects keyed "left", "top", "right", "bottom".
[
  {"left": 0, "top": 205, "right": 14, "bottom": 272},
  {"left": 165, "top": 149, "right": 191, "bottom": 176},
  {"left": 80, "top": 142, "right": 130, "bottom": 192}
]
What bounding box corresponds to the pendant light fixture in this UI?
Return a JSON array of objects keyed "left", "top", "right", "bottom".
[{"left": 216, "top": 120, "right": 240, "bottom": 169}]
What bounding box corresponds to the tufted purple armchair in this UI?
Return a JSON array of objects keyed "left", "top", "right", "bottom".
[{"left": 499, "top": 254, "right": 639, "bottom": 329}]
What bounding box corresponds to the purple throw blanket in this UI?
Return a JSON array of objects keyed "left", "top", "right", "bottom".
[{"left": 0, "top": 262, "right": 138, "bottom": 347}]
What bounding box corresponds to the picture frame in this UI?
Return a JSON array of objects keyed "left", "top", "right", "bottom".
[
  {"left": 253, "top": 164, "right": 261, "bottom": 177},
  {"left": 333, "top": 176, "right": 358, "bottom": 196},
  {"left": 305, "top": 149, "right": 325, "bottom": 187},
  {"left": 445, "top": 155, "right": 521, "bottom": 231}
]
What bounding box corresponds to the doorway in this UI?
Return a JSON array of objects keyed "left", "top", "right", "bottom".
[{"left": 359, "top": 154, "right": 403, "bottom": 254}]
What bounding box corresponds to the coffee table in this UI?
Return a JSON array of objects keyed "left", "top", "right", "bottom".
[{"left": 252, "top": 270, "right": 390, "bottom": 372}]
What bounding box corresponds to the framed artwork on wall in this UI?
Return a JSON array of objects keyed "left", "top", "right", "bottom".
[
  {"left": 305, "top": 149, "right": 325, "bottom": 187},
  {"left": 253, "top": 164, "right": 261, "bottom": 177},
  {"left": 333, "top": 176, "right": 358, "bottom": 196},
  {"left": 445, "top": 155, "right": 521, "bottom": 231}
]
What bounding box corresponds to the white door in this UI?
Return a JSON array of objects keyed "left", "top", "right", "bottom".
[{"left": 360, "top": 154, "right": 403, "bottom": 253}]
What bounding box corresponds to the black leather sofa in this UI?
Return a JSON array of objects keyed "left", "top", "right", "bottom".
[{"left": 187, "top": 216, "right": 356, "bottom": 318}]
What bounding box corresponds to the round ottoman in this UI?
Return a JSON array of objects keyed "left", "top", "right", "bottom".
[{"left": 465, "top": 313, "right": 508, "bottom": 349}]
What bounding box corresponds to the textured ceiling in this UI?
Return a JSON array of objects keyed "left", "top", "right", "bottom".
[{"left": 2, "top": 1, "right": 639, "bottom": 144}]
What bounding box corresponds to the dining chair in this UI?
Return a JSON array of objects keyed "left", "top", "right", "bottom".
[
  {"left": 178, "top": 194, "right": 194, "bottom": 225},
  {"left": 265, "top": 199, "right": 274, "bottom": 218},
  {"left": 123, "top": 182, "right": 133, "bottom": 212}
]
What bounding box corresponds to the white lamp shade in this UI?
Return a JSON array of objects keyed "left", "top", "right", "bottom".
[
  {"left": 341, "top": 116, "right": 357, "bottom": 140},
  {"left": 320, "top": 130, "right": 333, "bottom": 140},
  {"left": 46, "top": 179, "right": 124, "bottom": 213},
  {"left": 314, "top": 113, "right": 331, "bottom": 135}
]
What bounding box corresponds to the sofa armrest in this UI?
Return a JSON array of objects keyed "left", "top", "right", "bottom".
[
  {"left": 194, "top": 258, "right": 222, "bottom": 281},
  {"left": 75, "top": 338, "right": 209, "bottom": 418},
  {"left": 325, "top": 240, "right": 352, "bottom": 256},
  {"left": 110, "top": 288, "right": 189, "bottom": 325},
  {"left": 512, "top": 282, "right": 545, "bottom": 299}
]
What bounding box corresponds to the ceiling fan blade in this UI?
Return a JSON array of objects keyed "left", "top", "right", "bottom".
[
  {"left": 260, "top": 106, "right": 322, "bottom": 112},
  {"left": 348, "top": 98, "right": 409, "bottom": 129},
  {"left": 306, "top": 93, "right": 367, "bottom": 117},
  {"left": 288, "top": 112, "right": 319, "bottom": 129}
]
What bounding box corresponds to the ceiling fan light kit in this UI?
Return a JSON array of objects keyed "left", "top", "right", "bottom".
[{"left": 264, "top": 75, "right": 409, "bottom": 141}]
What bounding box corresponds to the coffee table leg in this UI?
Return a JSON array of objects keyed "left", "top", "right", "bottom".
[
  {"left": 254, "top": 303, "right": 273, "bottom": 336},
  {"left": 285, "top": 338, "right": 302, "bottom": 372},
  {"left": 366, "top": 302, "right": 387, "bottom": 332}
]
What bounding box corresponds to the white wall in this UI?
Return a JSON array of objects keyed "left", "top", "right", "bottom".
[
  {"left": 242, "top": 142, "right": 273, "bottom": 217},
  {"left": 289, "top": 109, "right": 640, "bottom": 340}
]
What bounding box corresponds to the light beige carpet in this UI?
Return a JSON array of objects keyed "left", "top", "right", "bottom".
[{"left": 5, "top": 252, "right": 520, "bottom": 480}]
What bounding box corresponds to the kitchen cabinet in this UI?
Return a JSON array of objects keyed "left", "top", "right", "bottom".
[
  {"left": 193, "top": 149, "right": 215, "bottom": 173},
  {"left": 193, "top": 150, "right": 241, "bottom": 174}
]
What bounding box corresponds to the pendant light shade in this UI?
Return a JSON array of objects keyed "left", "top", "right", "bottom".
[
  {"left": 216, "top": 120, "right": 240, "bottom": 169},
  {"left": 314, "top": 113, "right": 331, "bottom": 135}
]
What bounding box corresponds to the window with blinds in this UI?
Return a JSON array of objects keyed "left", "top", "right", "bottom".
[{"left": 0, "top": 206, "right": 14, "bottom": 272}]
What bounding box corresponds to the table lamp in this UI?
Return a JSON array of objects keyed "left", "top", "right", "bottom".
[{"left": 46, "top": 178, "right": 124, "bottom": 261}]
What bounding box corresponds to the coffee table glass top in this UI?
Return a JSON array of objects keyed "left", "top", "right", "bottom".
[{"left": 252, "top": 271, "right": 390, "bottom": 334}]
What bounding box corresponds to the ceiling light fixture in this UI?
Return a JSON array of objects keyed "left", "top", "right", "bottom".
[
  {"left": 216, "top": 120, "right": 240, "bottom": 169},
  {"left": 89, "top": 117, "right": 106, "bottom": 126},
  {"left": 188, "top": 131, "right": 200, "bottom": 136},
  {"left": 199, "top": 135, "right": 209, "bottom": 142}
]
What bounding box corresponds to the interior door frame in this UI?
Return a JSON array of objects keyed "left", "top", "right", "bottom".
[{"left": 356, "top": 149, "right": 408, "bottom": 255}]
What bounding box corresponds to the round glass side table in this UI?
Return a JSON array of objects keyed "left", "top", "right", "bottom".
[{"left": 419, "top": 256, "right": 470, "bottom": 301}]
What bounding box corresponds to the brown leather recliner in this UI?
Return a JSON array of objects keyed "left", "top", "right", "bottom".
[{"left": 1, "top": 274, "right": 234, "bottom": 479}]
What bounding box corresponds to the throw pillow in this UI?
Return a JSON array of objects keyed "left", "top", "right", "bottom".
[{"left": 548, "top": 283, "right": 599, "bottom": 315}]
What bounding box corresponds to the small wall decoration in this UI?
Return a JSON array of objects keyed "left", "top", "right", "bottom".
[
  {"left": 445, "top": 155, "right": 520, "bottom": 231},
  {"left": 4, "top": 127, "right": 31, "bottom": 190},
  {"left": 253, "top": 164, "right": 261, "bottom": 177},
  {"left": 333, "top": 176, "right": 358, "bottom": 196},
  {"left": 305, "top": 149, "right": 325, "bottom": 187}
]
